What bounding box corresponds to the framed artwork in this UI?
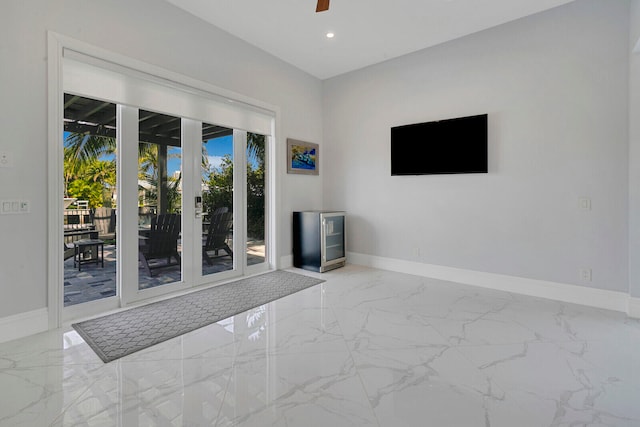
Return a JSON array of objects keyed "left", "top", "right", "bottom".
[{"left": 287, "top": 138, "right": 319, "bottom": 175}]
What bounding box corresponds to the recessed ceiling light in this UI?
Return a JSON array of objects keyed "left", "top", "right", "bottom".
[{"left": 326, "top": 32, "right": 335, "bottom": 39}]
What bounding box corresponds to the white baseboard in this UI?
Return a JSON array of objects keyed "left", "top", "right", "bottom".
[
  {"left": 348, "top": 252, "right": 631, "bottom": 314},
  {"left": 0, "top": 308, "right": 49, "bottom": 344},
  {"left": 628, "top": 297, "right": 640, "bottom": 319}
]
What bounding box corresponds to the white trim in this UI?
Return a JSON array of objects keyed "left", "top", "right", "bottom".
[
  {"left": 234, "top": 129, "right": 248, "bottom": 273},
  {"left": 47, "top": 32, "right": 64, "bottom": 329},
  {"left": 629, "top": 297, "right": 640, "bottom": 318},
  {"left": 269, "top": 125, "right": 280, "bottom": 270},
  {"left": 245, "top": 132, "right": 274, "bottom": 273},
  {"left": 348, "top": 252, "right": 631, "bottom": 314},
  {"left": 47, "top": 31, "right": 281, "bottom": 325},
  {"left": 0, "top": 309, "right": 49, "bottom": 344},
  {"left": 116, "top": 104, "right": 140, "bottom": 306},
  {"left": 53, "top": 32, "right": 278, "bottom": 119},
  {"left": 183, "top": 118, "right": 199, "bottom": 289}
]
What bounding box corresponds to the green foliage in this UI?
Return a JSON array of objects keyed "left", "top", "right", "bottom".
[
  {"left": 247, "top": 133, "right": 266, "bottom": 239},
  {"left": 203, "top": 150, "right": 265, "bottom": 240},
  {"left": 247, "top": 133, "right": 265, "bottom": 168},
  {"left": 138, "top": 173, "right": 182, "bottom": 214},
  {"left": 64, "top": 130, "right": 267, "bottom": 237},
  {"left": 67, "top": 179, "right": 104, "bottom": 208},
  {"left": 246, "top": 161, "right": 265, "bottom": 240},
  {"left": 203, "top": 155, "right": 234, "bottom": 214},
  {"left": 65, "top": 133, "right": 116, "bottom": 164},
  {"left": 136, "top": 142, "right": 184, "bottom": 213},
  {"left": 138, "top": 142, "right": 159, "bottom": 181},
  {"left": 64, "top": 133, "right": 117, "bottom": 207}
]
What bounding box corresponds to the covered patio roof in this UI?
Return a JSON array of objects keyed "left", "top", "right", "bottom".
[{"left": 63, "top": 94, "right": 233, "bottom": 145}]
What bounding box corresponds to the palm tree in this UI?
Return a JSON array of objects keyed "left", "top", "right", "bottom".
[
  {"left": 65, "top": 130, "right": 265, "bottom": 212},
  {"left": 64, "top": 132, "right": 116, "bottom": 165},
  {"left": 247, "top": 133, "right": 266, "bottom": 168},
  {"left": 137, "top": 141, "right": 186, "bottom": 213},
  {"left": 64, "top": 133, "right": 117, "bottom": 206},
  {"left": 138, "top": 142, "right": 159, "bottom": 180}
]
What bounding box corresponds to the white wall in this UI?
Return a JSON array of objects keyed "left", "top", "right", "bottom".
[
  {"left": 323, "top": 0, "right": 630, "bottom": 292},
  {"left": 1, "top": 0, "right": 635, "bottom": 324},
  {"left": 630, "top": 0, "right": 640, "bottom": 298},
  {"left": 0, "top": 0, "right": 323, "bottom": 318}
]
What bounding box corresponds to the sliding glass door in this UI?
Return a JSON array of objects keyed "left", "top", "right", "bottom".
[
  {"left": 60, "top": 104, "right": 268, "bottom": 314},
  {"left": 61, "top": 101, "right": 253, "bottom": 313},
  {"left": 58, "top": 50, "right": 274, "bottom": 320}
]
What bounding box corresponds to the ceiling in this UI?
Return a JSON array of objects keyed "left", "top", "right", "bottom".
[{"left": 165, "top": 0, "right": 575, "bottom": 80}]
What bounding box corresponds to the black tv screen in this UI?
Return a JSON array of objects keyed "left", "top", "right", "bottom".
[{"left": 391, "top": 114, "right": 488, "bottom": 175}]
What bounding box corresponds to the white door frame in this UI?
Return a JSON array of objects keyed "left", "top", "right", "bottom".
[{"left": 47, "top": 32, "right": 280, "bottom": 327}]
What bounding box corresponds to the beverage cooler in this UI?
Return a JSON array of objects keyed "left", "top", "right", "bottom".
[{"left": 293, "top": 211, "right": 346, "bottom": 272}]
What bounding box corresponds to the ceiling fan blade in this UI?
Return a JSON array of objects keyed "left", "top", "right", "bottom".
[{"left": 316, "top": 0, "right": 330, "bottom": 12}]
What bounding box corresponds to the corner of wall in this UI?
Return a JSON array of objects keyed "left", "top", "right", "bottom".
[
  {"left": 629, "top": 297, "right": 640, "bottom": 318},
  {"left": 280, "top": 254, "right": 293, "bottom": 269},
  {"left": 629, "top": 0, "right": 640, "bottom": 300}
]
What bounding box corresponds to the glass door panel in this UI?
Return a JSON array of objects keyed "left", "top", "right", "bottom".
[
  {"left": 246, "top": 132, "right": 266, "bottom": 266},
  {"left": 201, "top": 123, "right": 235, "bottom": 277},
  {"left": 323, "top": 214, "right": 345, "bottom": 261},
  {"left": 137, "top": 109, "right": 183, "bottom": 289},
  {"left": 63, "top": 94, "right": 118, "bottom": 307}
]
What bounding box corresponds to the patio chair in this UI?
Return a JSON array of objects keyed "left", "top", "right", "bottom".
[
  {"left": 64, "top": 243, "right": 75, "bottom": 261},
  {"left": 203, "top": 209, "right": 233, "bottom": 265},
  {"left": 92, "top": 207, "right": 116, "bottom": 241},
  {"left": 138, "top": 213, "right": 181, "bottom": 276}
]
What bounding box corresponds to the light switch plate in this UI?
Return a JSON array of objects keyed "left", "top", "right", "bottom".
[
  {"left": 0, "top": 199, "right": 30, "bottom": 214},
  {"left": 0, "top": 151, "right": 13, "bottom": 168}
]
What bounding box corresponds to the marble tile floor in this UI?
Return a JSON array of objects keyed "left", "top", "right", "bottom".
[{"left": 2, "top": 264, "right": 640, "bottom": 426}]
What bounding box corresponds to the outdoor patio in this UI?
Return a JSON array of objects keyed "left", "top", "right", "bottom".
[{"left": 63, "top": 242, "right": 265, "bottom": 306}]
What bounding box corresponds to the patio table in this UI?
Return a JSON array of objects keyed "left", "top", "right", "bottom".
[{"left": 74, "top": 239, "right": 104, "bottom": 271}]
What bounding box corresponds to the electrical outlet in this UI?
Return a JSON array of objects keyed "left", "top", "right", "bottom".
[
  {"left": 579, "top": 197, "right": 591, "bottom": 211},
  {"left": 579, "top": 268, "right": 592, "bottom": 282}
]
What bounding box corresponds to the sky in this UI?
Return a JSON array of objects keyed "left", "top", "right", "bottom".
[
  {"left": 64, "top": 132, "right": 251, "bottom": 176},
  {"left": 168, "top": 134, "right": 238, "bottom": 175},
  {"left": 203, "top": 134, "right": 233, "bottom": 172}
]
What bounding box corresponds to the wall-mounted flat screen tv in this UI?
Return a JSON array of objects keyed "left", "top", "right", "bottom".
[{"left": 391, "top": 114, "right": 488, "bottom": 175}]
